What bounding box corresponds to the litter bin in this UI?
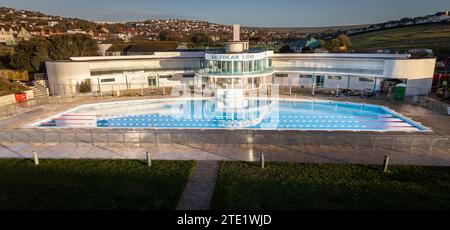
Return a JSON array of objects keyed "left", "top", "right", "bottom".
[
  {"left": 393, "top": 83, "right": 407, "bottom": 101},
  {"left": 15, "top": 92, "right": 27, "bottom": 103}
]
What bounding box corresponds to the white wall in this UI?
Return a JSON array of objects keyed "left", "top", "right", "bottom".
[
  {"left": 0, "top": 90, "right": 34, "bottom": 106},
  {"left": 348, "top": 76, "right": 378, "bottom": 91},
  {"left": 0, "top": 94, "right": 15, "bottom": 106},
  {"left": 46, "top": 54, "right": 203, "bottom": 95},
  {"left": 46, "top": 53, "right": 436, "bottom": 96},
  {"left": 406, "top": 78, "right": 433, "bottom": 96},
  {"left": 384, "top": 59, "right": 436, "bottom": 95},
  {"left": 46, "top": 61, "right": 91, "bottom": 95},
  {"left": 384, "top": 59, "right": 436, "bottom": 79}
]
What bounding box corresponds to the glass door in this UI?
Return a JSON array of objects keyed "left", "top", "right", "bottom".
[
  {"left": 315, "top": 75, "right": 325, "bottom": 88},
  {"left": 148, "top": 76, "right": 158, "bottom": 87}
]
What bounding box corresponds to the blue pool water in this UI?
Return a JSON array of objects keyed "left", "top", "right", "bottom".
[{"left": 36, "top": 98, "right": 428, "bottom": 131}]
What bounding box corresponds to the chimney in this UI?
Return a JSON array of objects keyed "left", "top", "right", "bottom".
[{"left": 232, "top": 24, "right": 240, "bottom": 41}]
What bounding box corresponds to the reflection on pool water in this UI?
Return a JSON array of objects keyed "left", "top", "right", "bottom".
[{"left": 34, "top": 98, "right": 428, "bottom": 131}]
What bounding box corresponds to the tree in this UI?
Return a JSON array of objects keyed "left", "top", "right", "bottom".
[
  {"left": 10, "top": 37, "right": 48, "bottom": 72},
  {"left": 78, "top": 80, "right": 91, "bottom": 93},
  {"left": 10, "top": 34, "right": 98, "bottom": 73},
  {"left": 322, "top": 34, "right": 351, "bottom": 52},
  {"left": 279, "top": 45, "right": 293, "bottom": 53},
  {"left": 191, "top": 33, "right": 213, "bottom": 45},
  {"left": 336, "top": 34, "right": 351, "bottom": 48},
  {"left": 46, "top": 34, "right": 98, "bottom": 59},
  {"left": 159, "top": 30, "right": 179, "bottom": 41}
]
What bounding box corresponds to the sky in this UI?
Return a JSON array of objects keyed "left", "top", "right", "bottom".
[{"left": 0, "top": 0, "right": 449, "bottom": 27}]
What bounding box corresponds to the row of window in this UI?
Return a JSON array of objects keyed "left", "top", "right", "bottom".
[
  {"left": 99, "top": 75, "right": 175, "bottom": 83},
  {"left": 274, "top": 74, "right": 375, "bottom": 83},
  {"left": 207, "top": 59, "right": 272, "bottom": 74},
  {"left": 99, "top": 74, "right": 376, "bottom": 83}
]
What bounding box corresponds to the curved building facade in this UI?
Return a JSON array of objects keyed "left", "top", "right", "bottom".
[{"left": 45, "top": 25, "right": 436, "bottom": 96}]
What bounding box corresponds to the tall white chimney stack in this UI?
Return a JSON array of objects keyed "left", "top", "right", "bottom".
[{"left": 232, "top": 24, "right": 240, "bottom": 41}]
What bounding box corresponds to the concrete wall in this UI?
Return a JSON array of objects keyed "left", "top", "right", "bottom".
[
  {"left": 47, "top": 52, "right": 205, "bottom": 95},
  {"left": 0, "top": 94, "right": 15, "bottom": 106},
  {"left": 274, "top": 73, "right": 382, "bottom": 91},
  {"left": 384, "top": 59, "right": 436, "bottom": 95},
  {"left": 24, "top": 90, "right": 34, "bottom": 100},
  {"left": 0, "top": 89, "right": 34, "bottom": 106},
  {"left": 46, "top": 61, "right": 91, "bottom": 95}
]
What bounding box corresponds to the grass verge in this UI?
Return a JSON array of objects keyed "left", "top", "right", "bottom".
[
  {"left": 0, "top": 159, "right": 195, "bottom": 210},
  {"left": 213, "top": 162, "right": 450, "bottom": 210}
]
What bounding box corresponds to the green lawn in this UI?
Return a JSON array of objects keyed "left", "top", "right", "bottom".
[
  {"left": 350, "top": 23, "right": 450, "bottom": 58},
  {"left": 0, "top": 159, "right": 195, "bottom": 210},
  {"left": 213, "top": 162, "right": 450, "bottom": 210}
]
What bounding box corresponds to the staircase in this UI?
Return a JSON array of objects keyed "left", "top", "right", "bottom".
[
  {"left": 30, "top": 85, "right": 48, "bottom": 98},
  {"left": 16, "top": 81, "right": 49, "bottom": 98}
]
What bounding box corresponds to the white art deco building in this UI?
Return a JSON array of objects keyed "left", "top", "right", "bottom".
[{"left": 46, "top": 24, "right": 436, "bottom": 96}]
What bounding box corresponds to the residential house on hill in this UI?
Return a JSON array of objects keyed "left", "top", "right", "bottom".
[
  {"left": 16, "top": 27, "right": 32, "bottom": 42},
  {"left": 0, "top": 27, "right": 15, "bottom": 45},
  {"left": 289, "top": 36, "right": 321, "bottom": 53}
]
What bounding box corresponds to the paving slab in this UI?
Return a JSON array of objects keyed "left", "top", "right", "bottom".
[{"left": 176, "top": 161, "right": 221, "bottom": 210}]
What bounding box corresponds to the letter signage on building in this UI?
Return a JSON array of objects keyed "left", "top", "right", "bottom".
[{"left": 205, "top": 52, "right": 269, "bottom": 61}]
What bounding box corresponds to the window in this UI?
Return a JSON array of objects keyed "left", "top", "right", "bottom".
[
  {"left": 275, "top": 74, "right": 288, "bottom": 78},
  {"left": 243, "top": 61, "right": 251, "bottom": 72},
  {"left": 255, "top": 60, "right": 262, "bottom": 71},
  {"left": 159, "top": 75, "right": 172, "bottom": 79},
  {"left": 100, "top": 78, "right": 115, "bottom": 83},
  {"left": 299, "top": 75, "right": 312, "bottom": 79},
  {"left": 328, "top": 76, "right": 343, "bottom": 80},
  {"left": 359, "top": 77, "right": 374, "bottom": 82},
  {"left": 233, "top": 61, "right": 242, "bottom": 73}
]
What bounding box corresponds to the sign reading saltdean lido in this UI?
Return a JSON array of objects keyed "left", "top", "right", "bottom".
[
  {"left": 205, "top": 52, "right": 269, "bottom": 61},
  {"left": 210, "top": 54, "right": 255, "bottom": 60}
]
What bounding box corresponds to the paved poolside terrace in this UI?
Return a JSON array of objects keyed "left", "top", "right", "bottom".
[{"left": 1, "top": 94, "right": 449, "bottom": 166}]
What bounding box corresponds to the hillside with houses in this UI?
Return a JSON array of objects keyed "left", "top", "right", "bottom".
[{"left": 0, "top": 6, "right": 448, "bottom": 47}]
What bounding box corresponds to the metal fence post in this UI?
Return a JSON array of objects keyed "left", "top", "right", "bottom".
[
  {"left": 260, "top": 152, "right": 265, "bottom": 169},
  {"left": 146, "top": 151, "right": 151, "bottom": 167},
  {"left": 383, "top": 155, "right": 389, "bottom": 173},
  {"left": 33, "top": 150, "right": 39, "bottom": 166}
]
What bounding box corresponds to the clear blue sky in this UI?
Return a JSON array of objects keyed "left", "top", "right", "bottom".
[{"left": 1, "top": 0, "right": 449, "bottom": 27}]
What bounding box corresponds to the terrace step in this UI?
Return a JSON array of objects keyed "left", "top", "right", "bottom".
[{"left": 30, "top": 86, "right": 48, "bottom": 98}]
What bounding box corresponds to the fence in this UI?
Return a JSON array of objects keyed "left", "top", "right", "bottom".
[
  {"left": 415, "top": 96, "right": 449, "bottom": 115},
  {"left": 0, "top": 129, "right": 449, "bottom": 153},
  {"left": 0, "top": 96, "right": 54, "bottom": 118},
  {"left": 0, "top": 94, "right": 173, "bottom": 119}
]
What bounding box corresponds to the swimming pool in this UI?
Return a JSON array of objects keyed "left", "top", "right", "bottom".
[{"left": 33, "top": 98, "right": 428, "bottom": 131}]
